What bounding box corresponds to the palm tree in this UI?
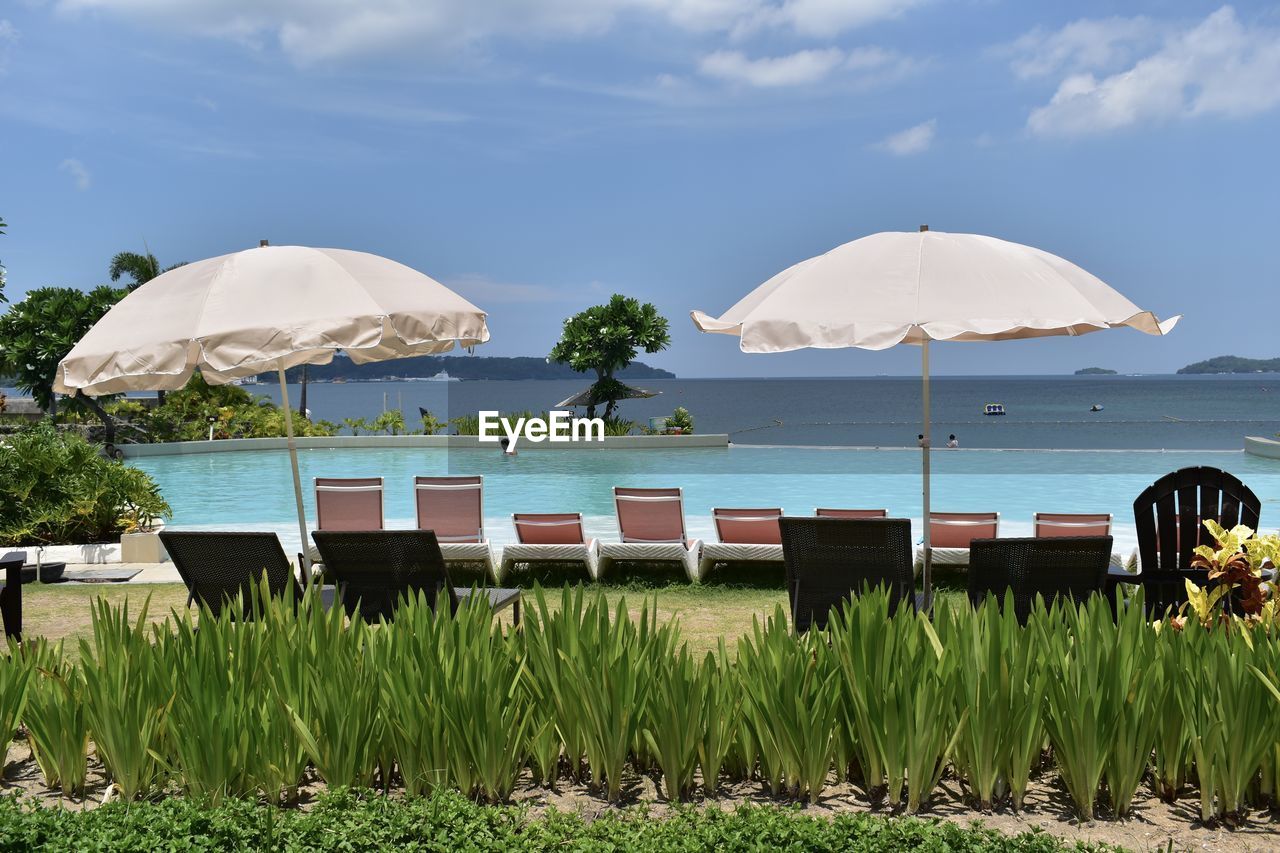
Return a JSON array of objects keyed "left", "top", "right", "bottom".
[{"left": 109, "top": 249, "right": 187, "bottom": 401}]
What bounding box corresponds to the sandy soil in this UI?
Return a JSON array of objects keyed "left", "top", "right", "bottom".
[{"left": 4, "top": 739, "right": 1278, "bottom": 852}]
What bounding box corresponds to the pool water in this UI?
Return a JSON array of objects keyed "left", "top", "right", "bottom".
[{"left": 130, "top": 446, "right": 1280, "bottom": 557}]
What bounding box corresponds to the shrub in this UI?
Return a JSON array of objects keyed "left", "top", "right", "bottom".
[
  {"left": 666, "top": 406, "right": 693, "bottom": 433},
  {"left": 0, "top": 423, "right": 171, "bottom": 546}
]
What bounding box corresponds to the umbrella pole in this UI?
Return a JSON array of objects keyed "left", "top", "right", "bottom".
[
  {"left": 921, "top": 339, "right": 932, "bottom": 603},
  {"left": 278, "top": 365, "right": 313, "bottom": 583}
]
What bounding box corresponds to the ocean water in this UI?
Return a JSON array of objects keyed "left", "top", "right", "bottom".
[{"left": 253, "top": 375, "right": 1280, "bottom": 450}]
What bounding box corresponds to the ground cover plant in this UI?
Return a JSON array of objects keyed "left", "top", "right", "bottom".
[
  {"left": 1, "top": 583, "right": 1280, "bottom": 834},
  {"left": 0, "top": 789, "right": 1109, "bottom": 852}
]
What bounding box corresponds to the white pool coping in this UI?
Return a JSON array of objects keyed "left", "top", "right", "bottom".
[
  {"left": 120, "top": 434, "right": 730, "bottom": 457},
  {"left": 1245, "top": 436, "right": 1280, "bottom": 460}
]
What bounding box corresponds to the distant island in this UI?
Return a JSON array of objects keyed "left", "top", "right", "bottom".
[
  {"left": 1177, "top": 356, "right": 1280, "bottom": 375},
  {"left": 263, "top": 355, "right": 676, "bottom": 383},
  {"left": 1074, "top": 367, "right": 1117, "bottom": 375}
]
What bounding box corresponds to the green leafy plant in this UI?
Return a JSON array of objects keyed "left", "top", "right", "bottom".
[
  {"left": 21, "top": 639, "right": 89, "bottom": 797},
  {"left": 548, "top": 294, "right": 671, "bottom": 419},
  {"left": 0, "top": 423, "right": 171, "bottom": 547},
  {"left": 371, "top": 409, "right": 406, "bottom": 436},
  {"left": 666, "top": 406, "right": 693, "bottom": 434}
]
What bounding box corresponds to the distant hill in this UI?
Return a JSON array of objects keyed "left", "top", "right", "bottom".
[
  {"left": 263, "top": 355, "right": 676, "bottom": 383},
  {"left": 1177, "top": 356, "right": 1280, "bottom": 375},
  {"left": 1074, "top": 367, "right": 1117, "bottom": 375}
]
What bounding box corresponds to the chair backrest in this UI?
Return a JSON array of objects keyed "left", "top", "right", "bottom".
[
  {"left": 968, "top": 536, "right": 1113, "bottom": 624},
  {"left": 614, "top": 487, "right": 687, "bottom": 543},
  {"left": 1034, "top": 512, "right": 1111, "bottom": 538},
  {"left": 815, "top": 508, "right": 888, "bottom": 519},
  {"left": 415, "top": 475, "right": 484, "bottom": 542},
  {"left": 779, "top": 517, "right": 915, "bottom": 632},
  {"left": 158, "top": 531, "right": 298, "bottom": 619},
  {"left": 513, "top": 513, "right": 587, "bottom": 545},
  {"left": 1133, "top": 467, "right": 1261, "bottom": 575},
  {"left": 713, "top": 508, "right": 782, "bottom": 544},
  {"left": 930, "top": 512, "right": 999, "bottom": 548},
  {"left": 0, "top": 551, "right": 25, "bottom": 639},
  {"left": 311, "top": 529, "right": 454, "bottom": 623},
  {"left": 315, "top": 477, "right": 384, "bottom": 531}
]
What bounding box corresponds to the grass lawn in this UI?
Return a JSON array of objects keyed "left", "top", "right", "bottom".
[{"left": 19, "top": 566, "right": 972, "bottom": 658}]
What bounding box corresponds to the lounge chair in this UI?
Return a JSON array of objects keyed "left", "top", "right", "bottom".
[
  {"left": 967, "top": 536, "right": 1113, "bottom": 624},
  {"left": 916, "top": 511, "right": 999, "bottom": 570},
  {"left": 500, "top": 513, "right": 600, "bottom": 581},
  {"left": 696, "top": 507, "right": 783, "bottom": 581},
  {"left": 414, "top": 475, "right": 499, "bottom": 582},
  {"left": 1034, "top": 512, "right": 1127, "bottom": 571},
  {"left": 815, "top": 508, "right": 888, "bottom": 519},
  {"left": 597, "top": 487, "right": 701, "bottom": 581},
  {"left": 779, "top": 517, "right": 924, "bottom": 632},
  {"left": 1132, "top": 467, "right": 1262, "bottom": 615},
  {"left": 159, "top": 532, "right": 303, "bottom": 619},
  {"left": 0, "top": 551, "right": 24, "bottom": 639},
  {"left": 312, "top": 529, "right": 520, "bottom": 624},
  {"left": 305, "top": 476, "right": 385, "bottom": 567}
]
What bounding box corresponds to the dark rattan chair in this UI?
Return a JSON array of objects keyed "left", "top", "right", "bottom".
[
  {"left": 967, "top": 536, "right": 1113, "bottom": 624},
  {"left": 159, "top": 531, "right": 302, "bottom": 619},
  {"left": 311, "top": 529, "right": 521, "bottom": 624},
  {"left": 1132, "top": 467, "right": 1262, "bottom": 615},
  {"left": 0, "top": 551, "right": 25, "bottom": 639},
  {"left": 779, "top": 517, "right": 924, "bottom": 632}
]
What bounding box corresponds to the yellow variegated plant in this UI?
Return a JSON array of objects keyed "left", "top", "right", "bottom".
[{"left": 1183, "top": 520, "right": 1280, "bottom": 627}]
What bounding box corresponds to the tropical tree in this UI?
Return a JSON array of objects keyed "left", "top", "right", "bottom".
[
  {"left": 108, "top": 250, "right": 186, "bottom": 290},
  {"left": 108, "top": 248, "right": 186, "bottom": 404},
  {"left": 0, "top": 285, "right": 126, "bottom": 441},
  {"left": 548, "top": 294, "right": 671, "bottom": 419}
]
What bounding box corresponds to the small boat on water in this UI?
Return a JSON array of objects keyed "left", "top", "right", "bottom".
[
  {"left": 1090, "top": 404, "right": 1104, "bottom": 412},
  {"left": 983, "top": 403, "right": 1006, "bottom": 416}
]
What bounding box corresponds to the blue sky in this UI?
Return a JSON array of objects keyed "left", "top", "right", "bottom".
[{"left": 1, "top": 1, "right": 1277, "bottom": 377}]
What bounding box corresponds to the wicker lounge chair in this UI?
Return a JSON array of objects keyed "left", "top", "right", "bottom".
[
  {"left": 414, "top": 475, "right": 499, "bottom": 582},
  {"left": 0, "top": 551, "right": 25, "bottom": 639},
  {"left": 779, "top": 517, "right": 925, "bottom": 632},
  {"left": 597, "top": 487, "right": 701, "bottom": 581},
  {"left": 1132, "top": 467, "right": 1262, "bottom": 615},
  {"left": 311, "top": 529, "right": 520, "bottom": 624},
  {"left": 305, "top": 476, "right": 385, "bottom": 567},
  {"left": 916, "top": 511, "right": 999, "bottom": 571},
  {"left": 967, "top": 535, "right": 1113, "bottom": 624},
  {"left": 696, "top": 507, "right": 784, "bottom": 581},
  {"left": 500, "top": 512, "right": 599, "bottom": 581},
  {"left": 159, "top": 531, "right": 303, "bottom": 619},
  {"left": 1034, "top": 512, "right": 1127, "bottom": 570},
  {"left": 815, "top": 508, "right": 888, "bottom": 519}
]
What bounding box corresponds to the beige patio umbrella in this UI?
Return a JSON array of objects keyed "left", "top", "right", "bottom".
[
  {"left": 692, "top": 227, "right": 1179, "bottom": 599},
  {"left": 55, "top": 244, "right": 489, "bottom": 574}
]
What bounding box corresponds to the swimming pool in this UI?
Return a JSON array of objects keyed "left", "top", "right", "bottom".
[{"left": 130, "top": 445, "right": 1280, "bottom": 556}]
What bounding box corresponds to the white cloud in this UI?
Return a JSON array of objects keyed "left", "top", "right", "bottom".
[
  {"left": 52, "top": 0, "right": 926, "bottom": 64},
  {"left": 875, "top": 118, "right": 935, "bottom": 155},
  {"left": 0, "top": 19, "right": 17, "bottom": 72},
  {"left": 445, "top": 273, "right": 563, "bottom": 304},
  {"left": 1003, "top": 16, "right": 1156, "bottom": 80},
  {"left": 763, "top": 0, "right": 929, "bottom": 39},
  {"left": 58, "top": 157, "right": 91, "bottom": 190},
  {"left": 700, "top": 48, "right": 844, "bottom": 87},
  {"left": 699, "top": 44, "right": 915, "bottom": 88},
  {"left": 1026, "top": 6, "right": 1280, "bottom": 137}
]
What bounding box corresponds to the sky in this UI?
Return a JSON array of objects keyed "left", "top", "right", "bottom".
[{"left": 1, "top": 0, "right": 1278, "bottom": 377}]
